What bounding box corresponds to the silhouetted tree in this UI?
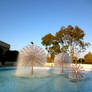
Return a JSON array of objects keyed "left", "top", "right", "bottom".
[{"left": 77, "top": 58, "right": 85, "bottom": 64}]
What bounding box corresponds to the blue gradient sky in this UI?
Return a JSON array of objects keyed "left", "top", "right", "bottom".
[{"left": 0, "top": 0, "right": 92, "bottom": 54}]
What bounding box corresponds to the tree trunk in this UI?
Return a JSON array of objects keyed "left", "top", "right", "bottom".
[
  {"left": 31, "top": 62, "right": 33, "bottom": 75},
  {"left": 62, "top": 62, "right": 64, "bottom": 73}
]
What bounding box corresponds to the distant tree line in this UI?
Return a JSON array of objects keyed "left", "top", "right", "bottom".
[{"left": 74, "top": 52, "right": 92, "bottom": 64}]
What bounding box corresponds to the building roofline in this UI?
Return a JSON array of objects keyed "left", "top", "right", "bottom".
[{"left": 0, "top": 41, "right": 10, "bottom": 49}]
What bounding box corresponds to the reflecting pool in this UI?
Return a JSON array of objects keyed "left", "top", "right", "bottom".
[{"left": 0, "top": 68, "right": 92, "bottom": 92}]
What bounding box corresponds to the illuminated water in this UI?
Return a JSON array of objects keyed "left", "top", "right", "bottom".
[
  {"left": 16, "top": 44, "right": 47, "bottom": 77},
  {"left": 0, "top": 68, "right": 92, "bottom": 92}
]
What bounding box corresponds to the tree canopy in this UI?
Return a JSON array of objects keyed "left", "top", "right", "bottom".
[
  {"left": 84, "top": 52, "right": 92, "bottom": 64},
  {"left": 41, "top": 25, "right": 90, "bottom": 62}
]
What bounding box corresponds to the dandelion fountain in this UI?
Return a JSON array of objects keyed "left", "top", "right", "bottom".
[
  {"left": 54, "top": 53, "right": 72, "bottom": 74},
  {"left": 69, "top": 63, "right": 84, "bottom": 81},
  {"left": 15, "top": 43, "right": 47, "bottom": 77},
  {"left": 54, "top": 53, "right": 85, "bottom": 81}
]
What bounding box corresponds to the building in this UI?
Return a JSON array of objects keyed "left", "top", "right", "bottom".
[
  {"left": 0, "top": 41, "right": 19, "bottom": 65},
  {"left": 0, "top": 41, "right": 10, "bottom": 55}
]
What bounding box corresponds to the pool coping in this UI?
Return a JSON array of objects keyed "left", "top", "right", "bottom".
[
  {"left": 0, "top": 64, "right": 92, "bottom": 71},
  {"left": 0, "top": 67, "right": 16, "bottom": 70}
]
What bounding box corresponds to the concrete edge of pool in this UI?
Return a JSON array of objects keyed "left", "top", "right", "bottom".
[{"left": 0, "top": 64, "right": 92, "bottom": 71}]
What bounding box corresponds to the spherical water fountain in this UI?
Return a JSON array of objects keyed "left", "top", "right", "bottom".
[
  {"left": 54, "top": 53, "right": 85, "bottom": 81},
  {"left": 69, "top": 63, "right": 85, "bottom": 81},
  {"left": 54, "top": 53, "right": 72, "bottom": 74},
  {"left": 15, "top": 44, "right": 47, "bottom": 77}
]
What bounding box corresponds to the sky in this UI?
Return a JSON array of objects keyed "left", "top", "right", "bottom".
[{"left": 0, "top": 0, "right": 92, "bottom": 55}]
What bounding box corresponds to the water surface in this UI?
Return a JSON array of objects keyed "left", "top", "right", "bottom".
[{"left": 0, "top": 70, "right": 92, "bottom": 92}]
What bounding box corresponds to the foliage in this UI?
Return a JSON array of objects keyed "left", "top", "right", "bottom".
[
  {"left": 41, "top": 33, "right": 56, "bottom": 46},
  {"left": 41, "top": 33, "right": 60, "bottom": 60},
  {"left": 47, "top": 56, "right": 54, "bottom": 63},
  {"left": 61, "top": 45, "right": 68, "bottom": 53},
  {"left": 56, "top": 25, "right": 90, "bottom": 57},
  {"left": 72, "top": 56, "right": 78, "bottom": 63},
  {"left": 84, "top": 52, "right": 92, "bottom": 64},
  {"left": 77, "top": 58, "right": 85, "bottom": 64},
  {"left": 41, "top": 25, "right": 90, "bottom": 61}
]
